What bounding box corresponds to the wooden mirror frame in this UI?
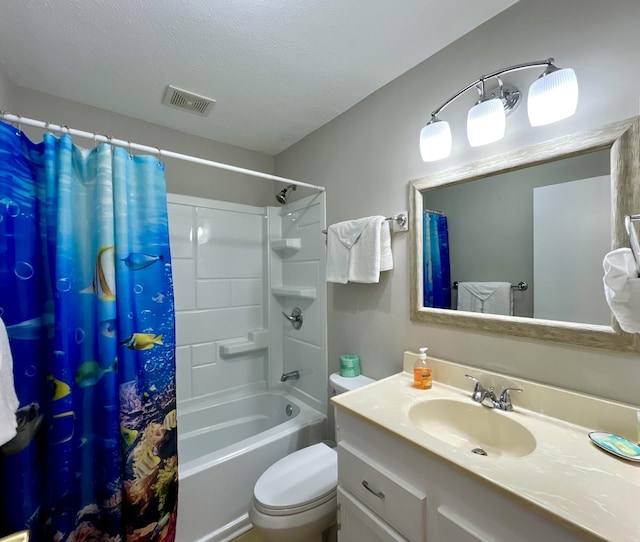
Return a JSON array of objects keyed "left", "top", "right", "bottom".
[{"left": 409, "top": 116, "right": 640, "bottom": 352}]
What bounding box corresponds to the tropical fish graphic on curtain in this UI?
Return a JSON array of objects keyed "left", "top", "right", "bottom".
[
  {"left": 423, "top": 210, "right": 452, "bottom": 309},
  {"left": 0, "top": 120, "right": 177, "bottom": 542}
]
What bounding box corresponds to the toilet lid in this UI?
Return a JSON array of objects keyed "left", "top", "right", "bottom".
[{"left": 254, "top": 443, "right": 337, "bottom": 511}]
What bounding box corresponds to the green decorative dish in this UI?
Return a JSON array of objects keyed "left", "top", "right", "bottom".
[{"left": 588, "top": 432, "right": 640, "bottom": 462}]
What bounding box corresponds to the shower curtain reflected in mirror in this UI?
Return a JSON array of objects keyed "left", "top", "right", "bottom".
[
  {"left": 0, "top": 121, "right": 177, "bottom": 542},
  {"left": 423, "top": 210, "right": 451, "bottom": 309}
]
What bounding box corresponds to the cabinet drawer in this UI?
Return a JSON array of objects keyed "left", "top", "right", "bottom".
[{"left": 338, "top": 442, "right": 427, "bottom": 542}]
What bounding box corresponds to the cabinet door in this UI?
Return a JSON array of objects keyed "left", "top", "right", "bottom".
[
  {"left": 337, "top": 487, "right": 409, "bottom": 542},
  {"left": 438, "top": 506, "right": 495, "bottom": 542}
]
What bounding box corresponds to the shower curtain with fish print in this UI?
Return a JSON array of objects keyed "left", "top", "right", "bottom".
[
  {"left": 0, "top": 120, "right": 178, "bottom": 542},
  {"left": 423, "top": 210, "right": 451, "bottom": 309}
]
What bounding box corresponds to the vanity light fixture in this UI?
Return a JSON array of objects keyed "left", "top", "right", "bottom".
[{"left": 419, "top": 58, "right": 578, "bottom": 161}]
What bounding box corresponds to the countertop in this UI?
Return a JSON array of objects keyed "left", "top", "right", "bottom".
[{"left": 331, "top": 353, "right": 640, "bottom": 542}]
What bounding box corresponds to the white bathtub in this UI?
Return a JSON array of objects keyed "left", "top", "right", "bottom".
[{"left": 176, "top": 391, "right": 326, "bottom": 542}]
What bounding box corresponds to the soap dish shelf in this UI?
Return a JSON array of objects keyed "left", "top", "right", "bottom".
[
  {"left": 271, "top": 238, "right": 301, "bottom": 252},
  {"left": 218, "top": 330, "right": 269, "bottom": 357},
  {"left": 272, "top": 286, "right": 317, "bottom": 299}
]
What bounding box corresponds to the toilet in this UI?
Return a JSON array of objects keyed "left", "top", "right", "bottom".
[{"left": 248, "top": 373, "right": 374, "bottom": 542}]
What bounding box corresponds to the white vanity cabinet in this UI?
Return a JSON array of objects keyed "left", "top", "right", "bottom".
[{"left": 335, "top": 408, "right": 586, "bottom": 542}]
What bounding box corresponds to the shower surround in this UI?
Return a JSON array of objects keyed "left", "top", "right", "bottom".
[{"left": 167, "top": 192, "right": 328, "bottom": 541}]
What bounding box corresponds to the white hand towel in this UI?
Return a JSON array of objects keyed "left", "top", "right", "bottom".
[
  {"left": 348, "top": 216, "right": 392, "bottom": 283},
  {"left": 0, "top": 317, "right": 20, "bottom": 446},
  {"left": 603, "top": 248, "right": 640, "bottom": 333},
  {"left": 326, "top": 217, "right": 373, "bottom": 283},
  {"left": 457, "top": 282, "right": 513, "bottom": 316},
  {"left": 379, "top": 220, "right": 393, "bottom": 273}
]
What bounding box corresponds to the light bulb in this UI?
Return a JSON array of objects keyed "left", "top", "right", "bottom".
[
  {"left": 528, "top": 67, "right": 578, "bottom": 127},
  {"left": 467, "top": 98, "right": 505, "bottom": 147},
  {"left": 420, "top": 119, "right": 452, "bottom": 162}
]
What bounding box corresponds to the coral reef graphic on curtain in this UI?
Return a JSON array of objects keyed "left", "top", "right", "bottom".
[{"left": 0, "top": 121, "right": 178, "bottom": 542}]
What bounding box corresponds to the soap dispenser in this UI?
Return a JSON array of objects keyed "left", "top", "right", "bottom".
[{"left": 413, "top": 347, "right": 432, "bottom": 390}]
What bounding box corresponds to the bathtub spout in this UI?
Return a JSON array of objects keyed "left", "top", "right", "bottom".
[{"left": 280, "top": 370, "right": 300, "bottom": 382}]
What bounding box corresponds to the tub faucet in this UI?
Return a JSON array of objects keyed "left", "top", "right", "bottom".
[
  {"left": 281, "top": 370, "right": 300, "bottom": 382},
  {"left": 465, "top": 375, "right": 522, "bottom": 411}
]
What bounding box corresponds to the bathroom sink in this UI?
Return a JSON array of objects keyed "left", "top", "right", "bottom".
[{"left": 408, "top": 398, "right": 537, "bottom": 458}]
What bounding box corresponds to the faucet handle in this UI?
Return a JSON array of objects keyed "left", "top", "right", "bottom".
[
  {"left": 465, "top": 374, "right": 484, "bottom": 391},
  {"left": 465, "top": 374, "right": 485, "bottom": 402},
  {"left": 498, "top": 387, "right": 522, "bottom": 411},
  {"left": 465, "top": 374, "right": 480, "bottom": 385}
]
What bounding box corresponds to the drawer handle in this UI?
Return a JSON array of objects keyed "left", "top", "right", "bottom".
[{"left": 362, "top": 480, "right": 385, "bottom": 499}]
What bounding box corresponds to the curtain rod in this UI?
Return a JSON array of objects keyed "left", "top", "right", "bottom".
[{"left": 0, "top": 111, "right": 325, "bottom": 192}]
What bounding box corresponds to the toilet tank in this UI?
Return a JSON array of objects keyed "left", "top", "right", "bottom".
[{"left": 329, "top": 372, "right": 375, "bottom": 396}]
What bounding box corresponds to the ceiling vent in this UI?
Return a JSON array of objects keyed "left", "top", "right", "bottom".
[{"left": 162, "top": 85, "right": 215, "bottom": 117}]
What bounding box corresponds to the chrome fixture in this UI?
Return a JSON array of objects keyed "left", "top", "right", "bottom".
[
  {"left": 276, "top": 184, "right": 297, "bottom": 204},
  {"left": 420, "top": 58, "right": 579, "bottom": 161},
  {"left": 281, "top": 370, "right": 300, "bottom": 382},
  {"left": 465, "top": 375, "right": 522, "bottom": 411},
  {"left": 361, "top": 480, "right": 385, "bottom": 499},
  {"left": 282, "top": 307, "right": 303, "bottom": 330}
]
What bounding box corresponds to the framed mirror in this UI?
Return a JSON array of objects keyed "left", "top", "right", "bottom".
[{"left": 409, "top": 116, "right": 640, "bottom": 352}]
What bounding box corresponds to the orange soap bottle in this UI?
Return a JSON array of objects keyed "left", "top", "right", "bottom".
[{"left": 413, "top": 347, "right": 432, "bottom": 390}]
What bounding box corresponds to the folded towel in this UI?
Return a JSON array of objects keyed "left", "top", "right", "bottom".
[
  {"left": 457, "top": 282, "right": 513, "bottom": 315},
  {"left": 326, "top": 217, "right": 371, "bottom": 283},
  {"left": 603, "top": 248, "right": 640, "bottom": 333},
  {"left": 348, "top": 217, "right": 393, "bottom": 283},
  {"left": 0, "top": 317, "right": 19, "bottom": 446}
]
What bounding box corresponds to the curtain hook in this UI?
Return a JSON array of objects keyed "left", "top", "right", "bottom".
[
  {"left": 128, "top": 140, "right": 133, "bottom": 159},
  {"left": 157, "top": 147, "right": 162, "bottom": 166},
  {"left": 16, "top": 115, "right": 22, "bottom": 136}
]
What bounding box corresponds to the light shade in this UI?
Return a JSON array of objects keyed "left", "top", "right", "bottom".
[
  {"left": 527, "top": 67, "right": 578, "bottom": 127},
  {"left": 467, "top": 98, "right": 505, "bottom": 147},
  {"left": 420, "top": 119, "right": 452, "bottom": 162}
]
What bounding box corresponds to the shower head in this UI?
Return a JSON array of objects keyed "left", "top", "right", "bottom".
[{"left": 276, "top": 184, "right": 297, "bottom": 204}]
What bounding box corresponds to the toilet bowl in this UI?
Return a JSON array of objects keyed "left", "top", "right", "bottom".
[
  {"left": 249, "top": 443, "right": 337, "bottom": 542},
  {"left": 249, "top": 373, "right": 374, "bottom": 542}
]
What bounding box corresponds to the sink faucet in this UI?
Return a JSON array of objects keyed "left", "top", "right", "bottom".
[
  {"left": 281, "top": 370, "right": 300, "bottom": 382},
  {"left": 465, "top": 375, "right": 522, "bottom": 411}
]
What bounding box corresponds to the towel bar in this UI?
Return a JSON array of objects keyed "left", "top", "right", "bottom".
[
  {"left": 322, "top": 213, "right": 407, "bottom": 234},
  {"left": 453, "top": 281, "right": 528, "bottom": 291}
]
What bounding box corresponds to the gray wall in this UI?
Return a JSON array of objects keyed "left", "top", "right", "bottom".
[
  {"left": 0, "top": 63, "right": 14, "bottom": 111},
  {"left": 11, "top": 87, "right": 276, "bottom": 207},
  {"left": 275, "top": 0, "right": 640, "bottom": 405}
]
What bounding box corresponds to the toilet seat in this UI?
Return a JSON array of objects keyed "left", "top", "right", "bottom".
[
  {"left": 253, "top": 443, "right": 337, "bottom": 516},
  {"left": 253, "top": 489, "right": 336, "bottom": 516}
]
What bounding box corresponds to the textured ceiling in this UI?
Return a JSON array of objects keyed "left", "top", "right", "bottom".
[{"left": 0, "top": 0, "right": 517, "bottom": 155}]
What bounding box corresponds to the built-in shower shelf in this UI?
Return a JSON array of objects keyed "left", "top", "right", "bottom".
[
  {"left": 271, "top": 238, "right": 302, "bottom": 252},
  {"left": 218, "top": 330, "right": 269, "bottom": 357},
  {"left": 271, "top": 286, "right": 317, "bottom": 299}
]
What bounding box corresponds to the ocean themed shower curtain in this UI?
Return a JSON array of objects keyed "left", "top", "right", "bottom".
[
  {"left": 0, "top": 121, "right": 177, "bottom": 542},
  {"left": 423, "top": 210, "right": 451, "bottom": 309}
]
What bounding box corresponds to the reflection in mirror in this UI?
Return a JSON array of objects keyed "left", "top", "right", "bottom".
[
  {"left": 409, "top": 116, "right": 640, "bottom": 352},
  {"left": 422, "top": 150, "right": 610, "bottom": 325}
]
